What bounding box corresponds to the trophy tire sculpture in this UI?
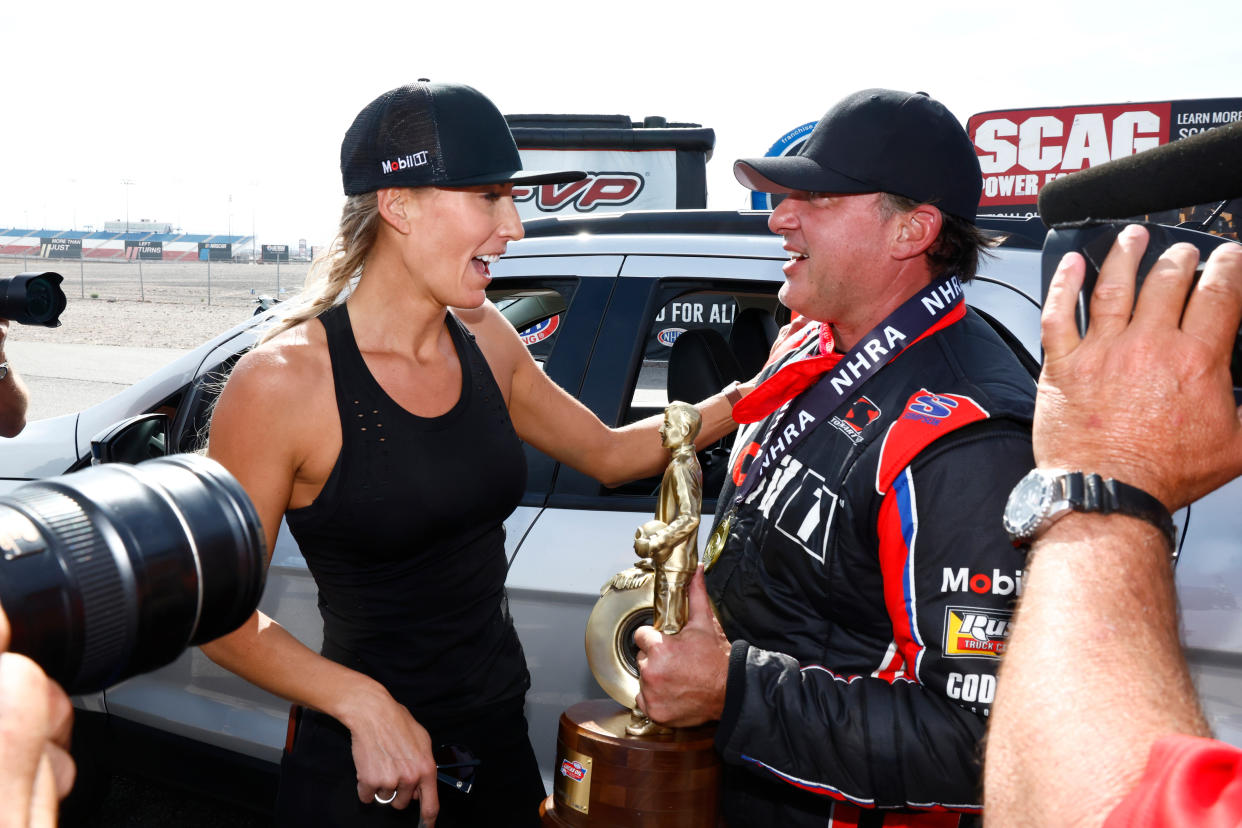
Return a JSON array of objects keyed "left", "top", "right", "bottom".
[{"left": 585, "top": 567, "right": 654, "bottom": 709}]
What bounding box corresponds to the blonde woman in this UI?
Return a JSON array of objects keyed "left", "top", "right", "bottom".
[{"left": 202, "top": 82, "right": 749, "bottom": 827}]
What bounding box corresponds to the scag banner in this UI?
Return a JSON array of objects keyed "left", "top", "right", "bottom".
[
  {"left": 968, "top": 97, "right": 1242, "bottom": 217},
  {"left": 513, "top": 149, "right": 677, "bottom": 219}
]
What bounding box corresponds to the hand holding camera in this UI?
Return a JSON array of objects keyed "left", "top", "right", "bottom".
[
  {"left": 0, "top": 316, "right": 28, "bottom": 438},
  {"left": 0, "top": 454, "right": 267, "bottom": 696},
  {"left": 0, "top": 270, "right": 67, "bottom": 437},
  {"left": 1037, "top": 224, "right": 1242, "bottom": 512},
  {"left": 0, "top": 272, "right": 67, "bottom": 328},
  {"left": 0, "top": 454, "right": 266, "bottom": 822},
  {"left": 1041, "top": 220, "right": 1242, "bottom": 388}
]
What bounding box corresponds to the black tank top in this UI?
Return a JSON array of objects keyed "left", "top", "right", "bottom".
[{"left": 285, "top": 303, "right": 529, "bottom": 723}]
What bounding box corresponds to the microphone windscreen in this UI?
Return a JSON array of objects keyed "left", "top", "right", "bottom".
[{"left": 1037, "top": 120, "right": 1242, "bottom": 226}]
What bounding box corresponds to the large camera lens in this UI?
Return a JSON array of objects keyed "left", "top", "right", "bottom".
[
  {"left": 0, "top": 454, "right": 266, "bottom": 694},
  {"left": 0, "top": 271, "right": 68, "bottom": 327}
]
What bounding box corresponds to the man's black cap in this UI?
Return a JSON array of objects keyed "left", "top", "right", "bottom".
[
  {"left": 341, "top": 82, "right": 586, "bottom": 196},
  {"left": 734, "top": 89, "right": 982, "bottom": 223}
]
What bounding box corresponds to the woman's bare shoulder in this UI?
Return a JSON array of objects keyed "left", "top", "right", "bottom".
[
  {"left": 221, "top": 318, "right": 331, "bottom": 408},
  {"left": 451, "top": 301, "right": 502, "bottom": 330},
  {"left": 451, "top": 303, "right": 527, "bottom": 380},
  {"left": 452, "top": 301, "right": 525, "bottom": 351}
]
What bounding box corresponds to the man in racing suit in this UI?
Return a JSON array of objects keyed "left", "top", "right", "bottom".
[{"left": 633, "top": 89, "right": 1036, "bottom": 827}]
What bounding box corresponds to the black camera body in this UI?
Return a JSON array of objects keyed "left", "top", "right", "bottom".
[
  {"left": 0, "top": 271, "right": 68, "bottom": 326},
  {"left": 1041, "top": 220, "right": 1242, "bottom": 388}
]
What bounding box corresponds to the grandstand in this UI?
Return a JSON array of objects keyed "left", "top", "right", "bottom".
[{"left": 0, "top": 226, "right": 254, "bottom": 262}]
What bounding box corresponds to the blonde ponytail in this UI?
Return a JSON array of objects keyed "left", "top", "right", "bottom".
[{"left": 262, "top": 192, "right": 380, "bottom": 342}]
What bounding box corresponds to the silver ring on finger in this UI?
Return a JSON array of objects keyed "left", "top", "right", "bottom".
[{"left": 373, "top": 789, "right": 397, "bottom": 805}]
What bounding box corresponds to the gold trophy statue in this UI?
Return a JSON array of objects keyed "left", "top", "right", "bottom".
[
  {"left": 541, "top": 403, "right": 721, "bottom": 828},
  {"left": 626, "top": 402, "right": 703, "bottom": 735}
]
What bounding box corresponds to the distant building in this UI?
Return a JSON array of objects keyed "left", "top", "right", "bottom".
[{"left": 104, "top": 219, "right": 173, "bottom": 234}]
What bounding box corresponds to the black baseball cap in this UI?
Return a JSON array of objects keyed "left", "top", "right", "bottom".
[
  {"left": 341, "top": 82, "right": 586, "bottom": 196},
  {"left": 734, "top": 89, "right": 982, "bottom": 223}
]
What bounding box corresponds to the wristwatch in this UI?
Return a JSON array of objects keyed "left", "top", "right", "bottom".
[
  {"left": 0, "top": 362, "right": 8, "bottom": 381},
  {"left": 1002, "top": 468, "right": 1176, "bottom": 548}
]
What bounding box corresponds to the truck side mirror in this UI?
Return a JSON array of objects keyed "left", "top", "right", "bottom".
[{"left": 90, "top": 414, "right": 171, "bottom": 466}]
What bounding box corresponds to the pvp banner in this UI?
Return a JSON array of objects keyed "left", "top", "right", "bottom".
[
  {"left": 262, "top": 244, "right": 289, "bottom": 263},
  {"left": 509, "top": 116, "right": 714, "bottom": 221},
  {"left": 40, "top": 238, "right": 81, "bottom": 259},
  {"left": 198, "top": 242, "right": 232, "bottom": 262},
  {"left": 126, "top": 240, "right": 163, "bottom": 260},
  {"left": 513, "top": 150, "right": 676, "bottom": 218},
  {"left": 968, "top": 97, "right": 1242, "bottom": 237}
]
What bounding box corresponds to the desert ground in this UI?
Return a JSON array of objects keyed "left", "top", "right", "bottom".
[{"left": 3, "top": 256, "right": 312, "bottom": 348}]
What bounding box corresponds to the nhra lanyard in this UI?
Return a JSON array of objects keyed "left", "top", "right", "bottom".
[{"left": 705, "top": 275, "right": 966, "bottom": 567}]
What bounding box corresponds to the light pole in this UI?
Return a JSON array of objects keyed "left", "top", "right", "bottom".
[{"left": 121, "top": 179, "right": 135, "bottom": 231}]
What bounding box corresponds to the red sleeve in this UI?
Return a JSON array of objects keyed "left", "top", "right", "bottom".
[{"left": 1104, "top": 734, "right": 1242, "bottom": 828}]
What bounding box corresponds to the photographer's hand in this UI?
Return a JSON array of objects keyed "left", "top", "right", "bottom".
[
  {"left": 1035, "top": 224, "right": 1242, "bottom": 509},
  {"left": 0, "top": 318, "right": 29, "bottom": 438},
  {"left": 985, "top": 225, "right": 1242, "bottom": 827},
  {"left": 0, "top": 607, "right": 75, "bottom": 827}
]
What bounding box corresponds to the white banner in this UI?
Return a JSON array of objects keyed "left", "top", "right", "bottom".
[{"left": 513, "top": 149, "right": 678, "bottom": 219}]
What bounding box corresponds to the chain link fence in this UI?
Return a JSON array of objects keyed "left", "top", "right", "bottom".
[{"left": 1, "top": 254, "right": 313, "bottom": 308}]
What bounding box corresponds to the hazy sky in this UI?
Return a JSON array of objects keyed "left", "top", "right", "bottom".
[{"left": 2, "top": 0, "right": 1238, "bottom": 248}]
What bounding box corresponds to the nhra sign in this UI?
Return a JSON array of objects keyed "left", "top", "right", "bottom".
[
  {"left": 644, "top": 295, "right": 737, "bottom": 360},
  {"left": 262, "top": 244, "right": 290, "bottom": 263},
  {"left": 198, "top": 242, "right": 232, "bottom": 262},
  {"left": 125, "top": 240, "right": 162, "bottom": 260},
  {"left": 968, "top": 97, "right": 1242, "bottom": 227},
  {"left": 511, "top": 150, "right": 676, "bottom": 219},
  {"left": 40, "top": 238, "right": 81, "bottom": 259},
  {"left": 749, "top": 121, "right": 817, "bottom": 211}
]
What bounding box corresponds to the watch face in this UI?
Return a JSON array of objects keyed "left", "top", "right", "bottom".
[{"left": 1003, "top": 470, "right": 1052, "bottom": 538}]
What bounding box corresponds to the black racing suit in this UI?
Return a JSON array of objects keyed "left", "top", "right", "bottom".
[{"left": 705, "top": 307, "right": 1035, "bottom": 827}]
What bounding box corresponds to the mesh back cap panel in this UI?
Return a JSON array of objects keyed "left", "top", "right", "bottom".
[{"left": 378, "top": 85, "right": 447, "bottom": 183}]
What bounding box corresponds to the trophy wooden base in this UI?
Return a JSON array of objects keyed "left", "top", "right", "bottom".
[{"left": 539, "top": 699, "right": 720, "bottom": 828}]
